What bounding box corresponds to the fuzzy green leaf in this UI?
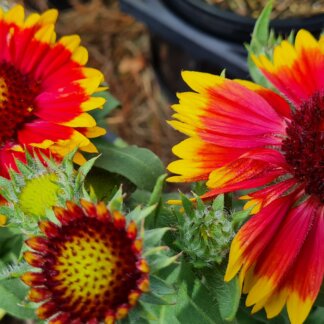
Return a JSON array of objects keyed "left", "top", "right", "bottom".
[
  {"left": 0, "top": 278, "right": 36, "bottom": 319},
  {"left": 144, "top": 228, "right": 170, "bottom": 247},
  {"left": 203, "top": 267, "right": 240, "bottom": 321},
  {"left": 149, "top": 275, "right": 175, "bottom": 296},
  {"left": 95, "top": 144, "right": 165, "bottom": 191},
  {"left": 75, "top": 155, "right": 100, "bottom": 186},
  {"left": 175, "top": 262, "right": 225, "bottom": 324},
  {"left": 212, "top": 194, "right": 224, "bottom": 211},
  {"left": 140, "top": 292, "right": 175, "bottom": 305}
]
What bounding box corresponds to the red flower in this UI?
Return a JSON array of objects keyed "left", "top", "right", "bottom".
[
  {"left": 168, "top": 30, "right": 324, "bottom": 323},
  {"left": 0, "top": 5, "right": 106, "bottom": 177},
  {"left": 21, "top": 201, "right": 149, "bottom": 324}
]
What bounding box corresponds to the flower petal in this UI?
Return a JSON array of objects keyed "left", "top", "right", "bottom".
[
  {"left": 225, "top": 195, "right": 294, "bottom": 282},
  {"left": 285, "top": 204, "right": 324, "bottom": 324},
  {"left": 253, "top": 30, "right": 324, "bottom": 107}
]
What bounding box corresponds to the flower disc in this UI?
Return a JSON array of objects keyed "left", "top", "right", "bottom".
[{"left": 22, "top": 201, "right": 149, "bottom": 324}]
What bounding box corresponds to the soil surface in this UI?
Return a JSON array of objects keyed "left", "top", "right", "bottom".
[{"left": 203, "top": 0, "right": 324, "bottom": 18}]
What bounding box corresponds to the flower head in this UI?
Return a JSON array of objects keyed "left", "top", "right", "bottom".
[
  {"left": 0, "top": 5, "right": 106, "bottom": 177},
  {"left": 0, "top": 150, "right": 95, "bottom": 230},
  {"left": 21, "top": 200, "right": 150, "bottom": 323},
  {"left": 168, "top": 30, "right": 324, "bottom": 323}
]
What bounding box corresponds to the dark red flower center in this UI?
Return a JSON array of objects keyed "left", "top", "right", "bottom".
[
  {"left": 0, "top": 62, "right": 40, "bottom": 144},
  {"left": 42, "top": 217, "right": 142, "bottom": 322},
  {"left": 282, "top": 92, "right": 324, "bottom": 202}
]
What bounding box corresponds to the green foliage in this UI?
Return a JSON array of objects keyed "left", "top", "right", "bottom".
[
  {"left": 246, "top": 1, "right": 294, "bottom": 88},
  {"left": 203, "top": 266, "right": 240, "bottom": 321},
  {"left": 175, "top": 263, "right": 225, "bottom": 324},
  {"left": 0, "top": 278, "right": 36, "bottom": 319},
  {"left": 90, "top": 89, "right": 120, "bottom": 127},
  {"left": 95, "top": 143, "right": 165, "bottom": 192}
]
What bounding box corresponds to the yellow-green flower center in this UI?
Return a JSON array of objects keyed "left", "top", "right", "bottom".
[{"left": 19, "top": 173, "right": 60, "bottom": 217}]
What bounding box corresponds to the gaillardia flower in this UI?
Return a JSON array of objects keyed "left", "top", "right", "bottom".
[
  {"left": 21, "top": 200, "right": 150, "bottom": 323},
  {"left": 0, "top": 5, "right": 106, "bottom": 176},
  {"left": 0, "top": 150, "right": 96, "bottom": 230},
  {"left": 168, "top": 30, "right": 323, "bottom": 323}
]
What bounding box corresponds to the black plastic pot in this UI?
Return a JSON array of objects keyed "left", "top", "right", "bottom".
[
  {"left": 120, "top": 0, "right": 249, "bottom": 100},
  {"left": 26, "top": 0, "right": 89, "bottom": 11},
  {"left": 164, "top": 0, "right": 324, "bottom": 43}
]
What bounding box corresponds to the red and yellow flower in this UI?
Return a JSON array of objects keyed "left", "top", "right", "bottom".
[
  {"left": 168, "top": 30, "right": 324, "bottom": 323},
  {"left": 0, "top": 5, "right": 106, "bottom": 177},
  {"left": 21, "top": 200, "right": 149, "bottom": 324}
]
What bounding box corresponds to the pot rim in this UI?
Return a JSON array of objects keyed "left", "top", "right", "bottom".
[{"left": 171, "top": 0, "right": 324, "bottom": 27}]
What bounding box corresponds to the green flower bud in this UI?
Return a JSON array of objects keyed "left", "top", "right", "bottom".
[{"left": 177, "top": 194, "right": 235, "bottom": 268}]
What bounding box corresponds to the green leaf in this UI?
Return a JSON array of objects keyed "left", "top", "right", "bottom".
[
  {"left": 212, "top": 194, "right": 224, "bottom": 211},
  {"left": 144, "top": 228, "right": 170, "bottom": 247},
  {"left": 90, "top": 90, "right": 120, "bottom": 125},
  {"left": 149, "top": 253, "right": 180, "bottom": 273},
  {"left": 75, "top": 155, "right": 99, "bottom": 185},
  {"left": 246, "top": 2, "right": 273, "bottom": 87},
  {"left": 237, "top": 303, "right": 289, "bottom": 324},
  {"left": 315, "top": 287, "right": 324, "bottom": 307},
  {"left": 140, "top": 292, "right": 176, "bottom": 305},
  {"left": 232, "top": 208, "right": 252, "bottom": 229},
  {"left": 180, "top": 194, "right": 195, "bottom": 219},
  {"left": 203, "top": 267, "right": 240, "bottom": 321},
  {"left": 85, "top": 167, "right": 134, "bottom": 202},
  {"left": 250, "top": 1, "right": 272, "bottom": 48},
  {"left": 175, "top": 262, "right": 225, "bottom": 324},
  {"left": 95, "top": 144, "right": 165, "bottom": 191},
  {"left": 305, "top": 307, "right": 324, "bottom": 324},
  {"left": 149, "top": 275, "right": 175, "bottom": 296},
  {"left": 0, "top": 278, "right": 36, "bottom": 319},
  {"left": 146, "top": 174, "right": 167, "bottom": 228}
]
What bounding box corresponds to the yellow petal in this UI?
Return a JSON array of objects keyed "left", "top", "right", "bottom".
[
  {"left": 246, "top": 276, "right": 274, "bottom": 306},
  {"left": 167, "top": 120, "right": 197, "bottom": 137},
  {"left": 81, "top": 126, "right": 106, "bottom": 138},
  {"left": 72, "top": 46, "right": 88, "bottom": 65},
  {"left": 224, "top": 235, "right": 244, "bottom": 282},
  {"left": 287, "top": 292, "right": 313, "bottom": 324},
  {"left": 24, "top": 13, "right": 40, "bottom": 28},
  {"left": 295, "top": 29, "right": 319, "bottom": 53},
  {"left": 5, "top": 5, "right": 24, "bottom": 26},
  {"left": 79, "top": 141, "right": 98, "bottom": 153},
  {"left": 30, "top": 139, "right": 54, "bottom": 149},
  {"left": 181, "top": 71, "right": 224, "bottom": 93},
  {"left": 264, "top": 289, "right": 288, "bottom": 319},
  {"left": 60, "top": 113, "right": 96, "bottom": 128},
  {"left": 73, "top": 151, "right": 87, "bottom": 165},
  {"left": 81, "top": 96, "right": 106, "bottom": 111},
  {"left": 34, "top": 24, "right": 56, "bottom": 43},
  {"left": 59, "top": 35, "right": 81, "bottom": 52},
  {"left": 39, "top": 9, "right": 58, "bottom": 25}
]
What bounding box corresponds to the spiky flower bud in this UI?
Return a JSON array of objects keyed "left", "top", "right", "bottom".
[
  {"left": 0, "top": 150, "right": 97, "bottom": 232},
  {"left": 177, "top": 195, "right": 236, "bottom": 268}
]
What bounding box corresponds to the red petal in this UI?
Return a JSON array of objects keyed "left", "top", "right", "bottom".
[{"left": 18, "top": 121, "right": 73, "bottom": 146}]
